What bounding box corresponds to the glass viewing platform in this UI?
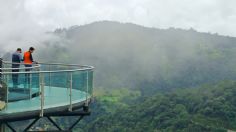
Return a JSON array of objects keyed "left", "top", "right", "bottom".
[{"left": 0, "top": 60, "right": 94, "bottom": 122}]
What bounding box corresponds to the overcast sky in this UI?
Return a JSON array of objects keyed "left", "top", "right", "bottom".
[{"left": 1, "top": 0, "right": 236, "bottom": 51}]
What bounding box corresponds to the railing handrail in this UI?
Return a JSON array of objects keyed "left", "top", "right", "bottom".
[
  {"left": 0, "top": 65, "right": 41, "bottom": 70},
  {"left": 0, "top": 61, "right": 94, "bottom": 74},
  {"left": 3, "top": 61, "right": 94, "bottom": 68}
]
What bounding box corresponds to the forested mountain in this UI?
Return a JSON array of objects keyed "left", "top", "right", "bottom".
[
  {"left": 7, "top": 21, "right": 236, "bottom": 131},
  {"left": 38, "top": 21, "right": 236, "bottom": 95}
]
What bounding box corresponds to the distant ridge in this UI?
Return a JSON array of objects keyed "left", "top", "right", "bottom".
[
  {"left": 55, "top": 20, "right": 235, "bottom": 39},
  {"left": 40, "top": 20, "right": 236, "bottom": 94}
]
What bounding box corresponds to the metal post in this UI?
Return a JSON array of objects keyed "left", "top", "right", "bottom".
[
  {"left": 0, "top": 58, "right": 2, "bottom": 81},
  {"left": 6, "top": 75, "right": 8, "bottom": 105},
  {"left": 82, "top": 70, "right": 89, "bottom": 112},
  {"left": 91, "top": 70, "right": 94, "bottom": 102},
  {"left": 67, "top": 67, "right": 69, "bottom": 90},
  {"left": 69, "top": 72, "right": 73, "bottom": 111},
  {"left": 0, "top": 58, "right": 2, "bottom": 102},
  {"left": 86, "top": 71, "right": 89, "bottom": 106},
  {"left": 38, "top": 67, "right": 41, "bottom": 95},
  {"left": 49, "top": 65, "right": 51, "bottom": 88},
  {"left": 29, "top": 73, "right": 32, "bottom": 99},
  {"left": 40, "top": 73, "right": 44, "bottom": 117}
]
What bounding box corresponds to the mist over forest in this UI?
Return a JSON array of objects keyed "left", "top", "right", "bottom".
[
  {"left": 3, "top": 21, "right": 236, "bottom": 131},
  {"left": 32, "top": 21, "right": 236, "bottom": 95}
]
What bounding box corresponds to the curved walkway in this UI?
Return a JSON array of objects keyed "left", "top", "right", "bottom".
[{"left": 0, "top": 86, "right": 89, "bottom": 115}]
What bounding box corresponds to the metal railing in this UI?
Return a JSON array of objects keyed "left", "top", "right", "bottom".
[{"left": 0, "top": 60, "right": 94, "bottom": 116}]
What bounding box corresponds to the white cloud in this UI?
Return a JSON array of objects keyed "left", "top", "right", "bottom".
[
  {"left": 21, "top": 0, "right": 236, "bottom": 36},
  {"left": 0, "top": 0, "right": 236, "bottom": 51}
]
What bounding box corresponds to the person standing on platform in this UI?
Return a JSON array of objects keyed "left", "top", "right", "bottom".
[
  {"left": 12, "top": 48, "right": 23, "bottom": 88},
  {"left": 23, "top": 47, "right": 36, "bottom": 70},
  {"left": 23, "top": 47, "right": 36, "bottom": 86}
]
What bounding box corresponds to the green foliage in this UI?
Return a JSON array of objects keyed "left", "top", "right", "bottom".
[
  {"left": 78, "top": 81, "right": 236, "bottom": 131},
  {"left": 31, "top": 22, "right": 236, "bottom": 131},
  {"left": 95, "top": 88, "right": 141, "bottom": 113}
]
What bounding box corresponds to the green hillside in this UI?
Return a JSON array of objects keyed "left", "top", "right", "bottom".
[
  {"left": 80, "top": 80, "right": 236, "bottom": 132},
  {"left": 12, "top": 21, "right": 236, "bottom": 131},
  {"left": 38, "top": 21, "right": 236, "bottom": 96}
]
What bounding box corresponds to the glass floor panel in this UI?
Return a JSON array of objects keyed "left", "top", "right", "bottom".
[{"left": 0, "top": 86, "right": 88, "bottom": 115}]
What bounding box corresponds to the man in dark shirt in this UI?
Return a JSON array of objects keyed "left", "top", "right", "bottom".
[{"left": 12, "top": 48, "right": 23, "bottom": 88}]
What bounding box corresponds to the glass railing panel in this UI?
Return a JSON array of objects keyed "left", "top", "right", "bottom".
[
  {"left": 45, "top": 71, "right": 69, "bottom": 88},
  {"left": 30, "top": 72, "right": 40, "bottom": 97},
  {"left": 8, "top": 72, "right": 31, "bottom": 102},
  {"left": 71, "top": 69, "right": 93, "bottom": 106},
  {"left": 72, "top": 70, "right": 87, "bottom": 92},
  {"left": 88, "top": 70, "right": 94, "bottom": 96},
  {"left": 7, "top": 71, "right": 40, "bottom": 102},
  {"left": 42, "top": 71, "right": 70, "bottom": 109}
]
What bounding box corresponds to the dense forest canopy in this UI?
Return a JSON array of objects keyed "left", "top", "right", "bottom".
[{"left": 81, "top": 80, "right": 236, "bottom": 131}]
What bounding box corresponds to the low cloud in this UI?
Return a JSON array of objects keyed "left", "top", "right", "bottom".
[
  {"left": 23, "top": 0, "right": 236, "bottom": 36},
  {"left": 1, "top": 0, "right": 236, "bottom": 56}
]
